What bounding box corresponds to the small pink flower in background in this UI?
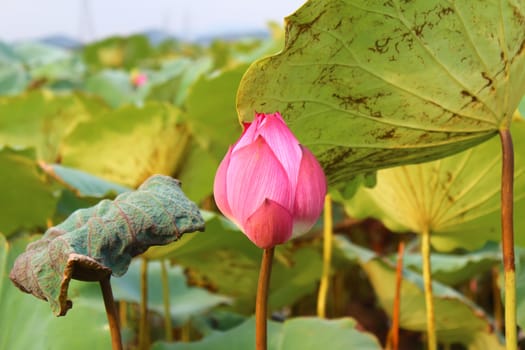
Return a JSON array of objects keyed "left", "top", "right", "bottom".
[
  {"left": 213, "top": 112, "right": 327, "bottom": 249},
  {"left": 130, "top": 69, "right": 148, "bottom": 87}
]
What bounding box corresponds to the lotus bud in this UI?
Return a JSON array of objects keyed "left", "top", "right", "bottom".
[
  {"left": 213, "top": 112, "right": 327, "bottom": 248},
  {"left": 130, "top": 69, "right": 147, "bottom": 87}
]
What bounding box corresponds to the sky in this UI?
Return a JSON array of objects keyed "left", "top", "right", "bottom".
[{"left": 0, "top": 0, "right": 306, "bottom": 43}]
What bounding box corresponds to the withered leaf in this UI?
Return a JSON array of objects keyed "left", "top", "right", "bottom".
[{"left": 9, "top": 175, "right": 205, "bottom": 316}]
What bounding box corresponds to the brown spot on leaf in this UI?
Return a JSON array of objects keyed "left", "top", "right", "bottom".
[
  {"left": 369, "top": 37, "right": 392, "bottom": 54},
  {"left": 481, "top": 72, "right": 493, "bottom": 89},
  {"left": 461, "top": 90, "right": 478, "bottom": 103},
  {"left": 378, "top": 128, "right": 396, "bottom": 140}
]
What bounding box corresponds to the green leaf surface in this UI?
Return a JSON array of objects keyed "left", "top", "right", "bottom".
[
  {"left": 0, "top": 90, "right": 94, "bottom": 161},
  {"left": 0, "top": 234, "right": 112, "bottom": 350},
  {"left": 41, "top": 163, "right": 131, "bottom": 197},
  {"left": 30, "top": 55, "right": 85, "bottom": 84},
  {"left": 83, "top": 69, "right": 145, "bottom": 107},
  {"left": 148, "top": 212, "right": 322, "bottom": 313},
  {"left": 0, "top": 147, "right": 58, "bottom": 235},
  {"left": 152, "top": 316, "right": 381, "bottom": 350},
  {"left": 401, "top": 245, "right": 500, "bottom": 286},
  {"left": 237, "top": 0, "right": 525, "bottom": 185},
  {"left": 82, "top": 35, "right": 154, "bottom": 70},
  {"left": 9, "top": 175, "right": 204, "bottom": 315},
  {"left": 345, "top": 119, "right": 525, "bottom": 251},
  {"left": 147, "top": 57, "right": 213, "bottom": 106},
  {"left": 335, "top": 236, "right": 503, "bottom": 349},
  {"left": 112, "top": 259, "right": 231, "bottom": 326},
  {"left": 61, "top": 102, "right": 189, "bottom": 188},
  {"left": 176, "top": 140, "right": 219, "bottom": 203},
  {"left": 13, "top": 42, "right": 70, "bottom": 68},
  {"left": 173, "top": 65, "right": 247, "bottom": 202},
  {"left": 184, "top": 65, "right": 246, "bottom": 160},
  {"left": 0, "top": 57, "right": 28, "bottom": 95}
]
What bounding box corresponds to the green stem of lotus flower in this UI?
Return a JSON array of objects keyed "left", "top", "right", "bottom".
[
  {"left": 99, "top": 276, "right": 123, "bottom": 350},
  {"left": 161, "top": 259, "right": 173, "bottom": 341},
  {"left": 421, "top": 229, "right": 436, "bottom": 350},
  {"left": 317, "top": 194, "right": 333, "bottom": 318},
  {"left": 256, "top": 247, "right": 275, "bottom": 350},
  {"left": 499, "top": 128, "right": 517, "bottom": 350},
  {"left": 139, "top": 257, "right": 149, "bottom": 350}
]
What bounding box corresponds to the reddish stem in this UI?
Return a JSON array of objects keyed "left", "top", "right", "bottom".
[
  {"left": 256, "top": 247, "right": 275, "bottom": 350},
  {"left": 388, "top": 241, "right": 404, "bottom": 350},
  {"left": 100, "top": 277, "right": 123, "bottom": 350}
]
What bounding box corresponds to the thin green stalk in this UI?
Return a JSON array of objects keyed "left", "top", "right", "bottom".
[
  {"left": 256, "top": 247, "right": 275, "bottom": 350},
  {"left": 181, "top": 320, "right": 191, "bottom": 342},
  {"left": 421, "top": 229, "right": 436, "bottom": 350},
  {"left": 161, "top": 259, "right": 173, "bottom": 342},
  {"left": 317, "top": 194, "right": 333, "bottom": 318},
  {"left": 499, "top": 128, "right": 517, "bottom": 350},
  {"left": 139, "top": 258, "right": 149, "bottom": 350},
  {"left": 100, "top": 276, "right": 123, "bottom": 350},
  {"left": 492, "top": 267, "right": 503, "bottom": 333}
]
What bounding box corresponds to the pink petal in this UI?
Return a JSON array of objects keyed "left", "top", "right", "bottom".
[
  {"left": 256, "top": 112, "right": 302, "bottom": 188},
  {"left": 292, "top": 146, "right": 327, "bottom": 237},
  {"left": 213, "top": 146, "right": 234, "bottom": 221},
  {"left": 233, "top": 116, "right": 262, "bottom": 151},
  {"left": 244, "top": 199, "right": 293, "bottom": 248},
  {"left": 226, "top": 136, "right": 293, "bottom": 226}
]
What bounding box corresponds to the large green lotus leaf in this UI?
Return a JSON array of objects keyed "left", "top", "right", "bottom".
[
  {"left": 186, "top": 65, "right": 248, "bottom": 160},
  {"left": 335, "top": 236, "right": 503, "bottom": 349},
  {"left": 41, "top": 163, "right": 131, "bottom": 197},
  {"left": 237, "top": 0, "right": 525, "bottom": 185},
  {"left": 111, "top": 259, "right": 231, "bottom": 326},
  {"left": 29, "top": 55, "right": 85, "bottom": 84},
  {"left": 83, "top": 69, "right": 147, "bottom": 107},
  {"left": 152, "top": 316, "right": 381, "bottom": 350},
  {"left": 345, "top": 118, "right": 525, "bottom": 251},
  {"left": 82, "top": 34, "right": 154, "bottom": 70},
  {"left": 175, "top": 140, "right": 219, "bottom": 203},
  {"left": 172, "top": 66, "right": 247, "bottom": 202},
  {"left": 13, "top": 42, "right": 70, "bottom": 68},
  {"left": 0, "top": 63, "right": 27, "bottom": 95},
  {"left": 147, "top": 57, "right": 213, "bottom": 107},
  {"left": 0, "top": 234, "right": 112, "bottom": 350},
  {"left": 147, "top": 212, "right": 322, "bottom": 313},
  {"left": 184, "top": 65, "right": 246, "bottom": 160},
  {"left": 61, "top": 102, "right": 189, "bottom": 188},
  {"left": 401, "top": 244, "right": 500, "bottom": 286},
  {"left": 0, "top": 91, "right": 95, "bottom": 161},
  {"left": 9, "top": 175, "right": 205, "bottom": 316},
  {"left": 519, "top": 97, "right": 525, "bottom": 115},
  {"left": 0, "top": 148, "right": 59, "bottom": 236}
]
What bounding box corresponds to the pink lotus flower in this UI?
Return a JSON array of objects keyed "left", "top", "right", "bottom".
[
  {"left": 213, "top": 112, "right": 327, "bottom": 248},
  {"left": 130, "top": 69, "right": 147, "bottom": 87}
]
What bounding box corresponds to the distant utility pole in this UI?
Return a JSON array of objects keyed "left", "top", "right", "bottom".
[{"left": 78, "top": 0, "right": 95, "bottom": 43}]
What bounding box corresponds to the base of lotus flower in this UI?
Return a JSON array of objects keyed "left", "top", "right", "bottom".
[{"left": 255, "top": 247, "right": 275, "bottom": 350}]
